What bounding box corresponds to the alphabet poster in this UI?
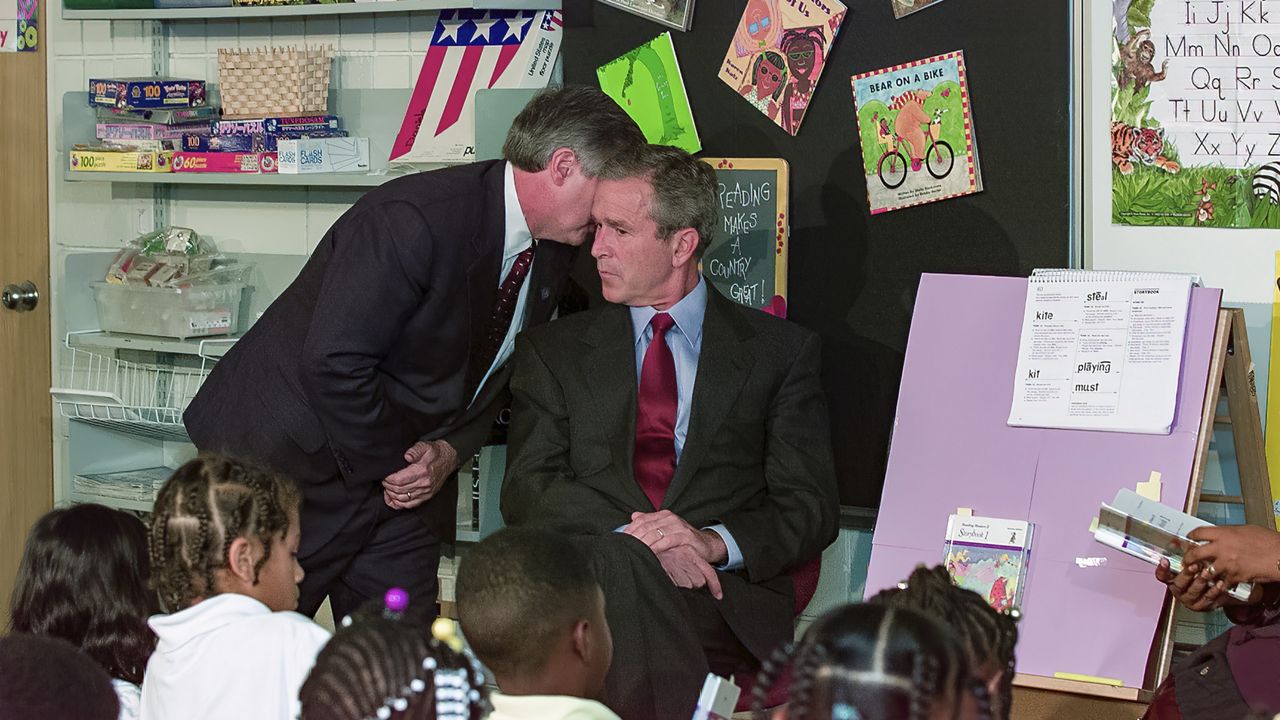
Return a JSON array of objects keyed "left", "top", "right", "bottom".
[
  {"left": 0, "top": 0, "right": 37, "bottom": 52},
  {"left": 717, "top": 0, "right": 847, "bottom": 136},
  {"left": 850, "top": 51, "right": 983, "bottom": 214},
  {"left": 1112, "top": 0, "right": 1280, "bottom": 228}
]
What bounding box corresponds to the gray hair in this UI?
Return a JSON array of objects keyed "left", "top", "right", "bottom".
[
  {"left": 503, "top": 85, "right": 646, "bottom": 179},
  {"left": 629, "top": 144, "right": 719, "bottom": 258}
]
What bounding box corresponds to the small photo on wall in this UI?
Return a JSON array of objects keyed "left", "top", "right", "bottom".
[
  {"left": 892, "top": 0, "right": 947, "bottom": 19},
  {"left": 717, "top": 0, "right": 847, "bottom": 136},
  {"left": 596, "top": 0, "right": 695, "bottom": 32}
]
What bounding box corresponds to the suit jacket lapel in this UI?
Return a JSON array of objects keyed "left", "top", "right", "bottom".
[
  {"left": 464, "top": 162, "right": 508, "bottom": 393},
  {"left": 521, "top": 240, "right": 575, "bottom": 330},
  {"left": 663, "top": 289, "right": 755, "bottom": 509},
  {"left": 583, "top": 305, "right": 654, "bottom": 511}
]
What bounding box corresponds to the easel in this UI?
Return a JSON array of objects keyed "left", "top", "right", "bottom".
[{"left": 1012, "top": 306, "right": 1275, "bottom": 716}]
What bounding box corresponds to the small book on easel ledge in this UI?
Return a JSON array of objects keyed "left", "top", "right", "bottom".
[
  {"left": 1008, "top": 269, "right": 1198, "bottom": 435},
  {"left": 942, "top": 514, "right": 1034, "bottom": 612},
  {"left": 1092, "top": 488, "right": 1254, "bottom": 602}
]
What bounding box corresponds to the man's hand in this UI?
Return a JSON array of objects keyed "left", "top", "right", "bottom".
[
  {"left": 655, "top": 545, "right": 723, "bottom": 600},
  {"left": 382, "top": 440, "right": 458, "bottom": 510},
  {"left": 1182, "top": 525, "right": 1280, "bottom": 586},
  {"left": 624, "top": 510, "right": 728, "bottom": 566},
  {"left": 1156, "top": 558, "right": 1233, "bottom": 612}
]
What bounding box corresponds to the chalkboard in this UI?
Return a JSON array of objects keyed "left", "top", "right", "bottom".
[
  {"left": 563, "top": 0, "right": 1072, "bottom": 507},
  {"left": 700, "top": 158, "right": 789, "bottom": 317}
]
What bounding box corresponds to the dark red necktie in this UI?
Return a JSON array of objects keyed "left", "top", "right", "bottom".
[
  {"left": 634, "top": 313, "right": 678, "bottom": 509},
  {"left": 473, "top": 245, "right": 535, "bottom": 384}
]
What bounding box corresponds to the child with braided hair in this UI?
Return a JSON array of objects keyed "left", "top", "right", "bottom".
[
  {"left": 868, "top": 565, "right": 1019, "bottom": 720},
  {"left": 752, "top": 603, "right": 979, "bottom": 720},
  {"left": 140, "top": 454, "right": 330, "bottom": 720},
  {"left": 299, "top": 589, "right": 490, "bottom": 720}
]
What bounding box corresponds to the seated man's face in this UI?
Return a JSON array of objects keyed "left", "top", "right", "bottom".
[{"left": 590, "top": 176, "right": 680, "bottom": 307}]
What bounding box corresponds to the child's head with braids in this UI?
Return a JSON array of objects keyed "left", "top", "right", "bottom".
[
  {"left": 299, "top": 591, "right": 489, "bottom": 720},
  {"left": 754, "top": 603, "right": 975, "bottom": 720},
  {"left": 149, "top": 453, "right": 303, "bottom": 613},
  {"left": 868, "top": 565, "right": 1019, "bottom": 720}
]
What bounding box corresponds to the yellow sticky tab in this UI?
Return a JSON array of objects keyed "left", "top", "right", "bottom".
[
  {"left": 1137, "top": 471, "right": 1163, "bottom": 502},
  {"left": 1088, "top": 518, "right": 1099, "bottom": 534},
  {"left": 1053, "top": 672, "right": 1124, "bottom": 687},
  {"left": 956, "top": 507, "right": 973, "bottom": 517}
]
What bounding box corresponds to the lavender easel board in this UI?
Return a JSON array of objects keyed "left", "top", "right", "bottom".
[{"left": 864, "top": 273, "right": 1221, "bottom": 689}]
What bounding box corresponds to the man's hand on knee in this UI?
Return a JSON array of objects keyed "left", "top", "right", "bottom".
[
  {"left": 655, "top": 545, "right": 724, "bottom": 600},
  {"left": 625, "top": 510, "right": 728, "bottom": 565}
]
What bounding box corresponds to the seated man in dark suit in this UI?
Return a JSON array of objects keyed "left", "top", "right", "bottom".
[{"left": 501, "top": 144, "right": 839, "bottom": 719}]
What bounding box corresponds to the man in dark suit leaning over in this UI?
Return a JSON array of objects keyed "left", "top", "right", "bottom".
[
  {"left": 501, "top": 144, "right": 839, "bottom": 719},
  {"left": 183, "top": 86, "right": 646, "bottom": 621}
]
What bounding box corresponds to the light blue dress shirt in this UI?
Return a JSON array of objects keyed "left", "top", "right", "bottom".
[{"left": 626, "top": 277, "right": 744, "bottom": 571}]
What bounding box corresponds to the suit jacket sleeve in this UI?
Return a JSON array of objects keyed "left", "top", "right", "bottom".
[
  {"left": 720, "top": 331, "right": 839, "bottom": 583},
  {"left": 499, "top": 334, "right": 581, "bottom": 530},
  {"left": 298, "top": 205, "right": 432, "bottom": 482}
]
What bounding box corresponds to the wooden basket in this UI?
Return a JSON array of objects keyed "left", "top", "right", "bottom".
[{"left": 216, "top": 46, "right": 333, "bottom": 119}]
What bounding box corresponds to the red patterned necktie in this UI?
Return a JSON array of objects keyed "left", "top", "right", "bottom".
[
  {"left": 473, "top": 244, "right": 536, "bottom": 381},
  {"left": 634, "top": 312, "right": 678, "bottom": 509}
]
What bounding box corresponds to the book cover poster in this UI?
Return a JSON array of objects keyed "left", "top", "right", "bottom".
[
  {"left": 390, "top": 10, "right": 562, "bottom": 164},
  {"left": 942, "top": 515, "right": 1031, "bottom": 613},
  {"left": 597, "top": 32, "right": 701, "bottom": 154},
  {"left": 851, "top": 51, "right": 982, "bottom": 214},
  {"left": 0, "top": 0, "right": 37, "bottom": 52},
  {"left": 717, "top": 0, "right": 846, "bottom": 136},
  {"left": 1110, "top": 0, "right": 1280, "bottom": 228},
  {"left": 891, "top": 0, "right": 946, "bottom": 19}
]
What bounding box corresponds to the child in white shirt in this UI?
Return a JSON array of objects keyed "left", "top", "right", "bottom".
[{"left": 140, "top": 454, "right": 330, "bottom": 720}]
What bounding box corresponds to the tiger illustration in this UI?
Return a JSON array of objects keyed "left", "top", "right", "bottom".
[{"left": 1112, "top": 121, "right": 1180, "bottom": 175}]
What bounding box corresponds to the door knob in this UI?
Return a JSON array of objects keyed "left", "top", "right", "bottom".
[{"left": 2, "top": 281, "right": 39, "bottom": 312}]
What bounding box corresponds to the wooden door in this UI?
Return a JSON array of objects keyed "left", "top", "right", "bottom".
[{"left": 0, "top": 0, "right": 51, "bottom": 622}]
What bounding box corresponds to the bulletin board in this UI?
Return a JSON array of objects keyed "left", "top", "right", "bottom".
[{"left": 562, "top": 0, "right": 1073, "bottom": 507}]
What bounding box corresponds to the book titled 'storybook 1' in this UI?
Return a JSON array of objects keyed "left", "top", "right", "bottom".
[
  {"left": 598, "top": 32, "right": 701, "bottom": 154},
  {"left": 850, "top": 51, "right": 983, "bottom": 214},
  {"left": 943, "top": 514, "right": 1032, "bottom": 613},
  {"left": 716, "top": 0, "right": 847, "bottom": 136}
]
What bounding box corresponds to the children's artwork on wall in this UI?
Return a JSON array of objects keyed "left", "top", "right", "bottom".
[
  {"left": 390, "top": 10, "right": 562, "bottom": 164},
  {"left": 1111, "top": 0, "right": 1280, "bottom": 228},
  {"left": 0, "top": 0, "right": 37, "bottom": 52},
  {"left": 850, "top": 51, "right": 983, "bottom": 214},
  {"left": 597, "top": 32, "right": 701, "bottom": 153},
  {"left": 717, "top": 0, "right": 847, "bottom": 136},
  {"left": 596, "top": 0, "right": 695, "bottom": 32},
  {"left": 891, "top": 0, "right": 946, "bottom": 19}
]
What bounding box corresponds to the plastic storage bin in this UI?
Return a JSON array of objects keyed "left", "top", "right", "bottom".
[{"left": 92, "top": 281, "right": 245, "bottom": 340}]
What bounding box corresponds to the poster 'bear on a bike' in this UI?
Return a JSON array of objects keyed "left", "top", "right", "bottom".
[{"left": 850, "top": 51, "right": 983, "bottom": 214}]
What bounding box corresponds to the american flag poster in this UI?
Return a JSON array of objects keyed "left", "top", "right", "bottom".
[{"left": 391, "top": 9, "right": 562, "bottom": 164}]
